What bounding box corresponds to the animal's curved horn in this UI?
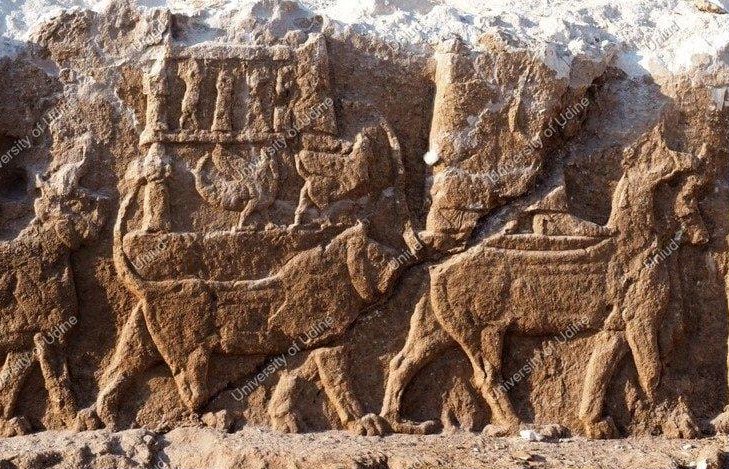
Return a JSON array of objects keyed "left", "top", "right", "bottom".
[{"left": 192, "top": 154, "right": 217, "bottom": 203}]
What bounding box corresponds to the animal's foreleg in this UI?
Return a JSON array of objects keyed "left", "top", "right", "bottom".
[
  {"left": 313, "top": 346, "right": 390, "bottom": 436},
  {"left": 0, "top": 351, "right": 35, "bottom": 436},
  {"left": 312, "top": 346, "right": 365, "bottom": 427},
  {"left": 0, "top": 351, "right": 34, "bottom": 419},
  {"left": 268, "top": 355, "right": 318, "bottom": 433},
  {"left": 459, "top": 326, "right": 519, "bottom": 432},
  {"left": 623, "top": 266, "right": 669, "bottom": 401},
  {"left": 625, "top": 314, "right": 662, "bottom": 400},
  {"left": 578, "top": 329, "right": 627, "bottom": 438},
  {"left": 181, "top": 342, "right": 212, "bottom": 410},
  {"left": 34, "top": 334, "right": 77, "bottom": 427},
  {"left": 477, "top": 327, "right": 520, "bottom": 430},
  {"left": 715, "top": 271, "right": 729, "bottom": 433}
]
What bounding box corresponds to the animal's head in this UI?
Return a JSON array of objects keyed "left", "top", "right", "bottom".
[
  {"left": 344, "top": 221, "right": 403, "bottom": 303},
  {"left": 34, "top": 154, "right": 108, "bottom": 250},
  {"left": 624, "top": 126, "right": 700, "bottom": 190},
  {"left": 633, "top": 137, "right": 710, "bottom": 246}
]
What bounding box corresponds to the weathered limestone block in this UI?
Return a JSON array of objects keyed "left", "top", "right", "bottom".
[{"left": 0, "top": 0, "right": 728, "bottom": 467}]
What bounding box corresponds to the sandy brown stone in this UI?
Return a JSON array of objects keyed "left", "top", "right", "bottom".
[{"left": 0, "top": 0, "right": 728, "bottom": 467}]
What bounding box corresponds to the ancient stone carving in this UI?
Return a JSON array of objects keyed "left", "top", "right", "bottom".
[
  {"left": 0, "top": 141, "right": 107, "bottom": 437},
  {"left": 3, "top": 2, "right": 727, "bottom": 451},
  {"left": 294, "top": 101, "right": 403, "bottom": 227},
  {"left": 192, "top": 144, "right": 280, "bottom": 231},
  {"left": 79, "top": 35, "right": 416, "bottom": 436},
  {"left": 419, "top": 37, "right": 589, "bottom": 253},
  {"left": 380, "top": 126, "right": 710, "bottom": 438}
]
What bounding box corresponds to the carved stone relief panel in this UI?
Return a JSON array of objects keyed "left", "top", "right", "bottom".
[{"left": 0, "top": 3, "right": 727, "bottom": 456}]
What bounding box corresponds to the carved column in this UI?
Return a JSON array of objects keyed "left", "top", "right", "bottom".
[
  {"left": 247, "top": 66, "right": 272, "bottom": 132},
  {"left": 180, "top": 60, "right": 202, "bottom": 130},
  {"left": 273, "top": 65, "right": 295, "bottom": 132}
]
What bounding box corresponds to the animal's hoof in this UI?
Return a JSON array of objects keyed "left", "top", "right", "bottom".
[
  {"left": 662, "top": 407, "right": 701, "bottom": 438},
  {"left": 94, "top": 397, "right": 122, "bottom": 432},
  {"left": 712, "top": 409, "right": 729, "bottom": 434},
  {"left": 0, "top": 416, "right": 32, "bottom": 437},
  {"left": 583, "top": 417, "right": 620, "bottom": 439},
  {"left": 347, "top": 414, "right": 391, "bottom": 436},
  {"left": 518, "top": 423, "right": 568, "bottom": 441},
  {"left": 665, "top": 418, "right": 701, "bottom": 439},
  {"left": 386, "top": 417, "right": 441, "bottom": 435},
  {"left": 75, "top": 405, "right": 103, "bottom": 431},
  {"left": 536, "top": 423, "right": 568, "bottom": 439},
  {"left": 201, "top": 410, "right": 234, "bottom": 432},
  {"left": 270, "top": 413, "right": 305, "bottom": 434},
  {"left": 482, "top": 423, "right": 520, "bottom": 437}
]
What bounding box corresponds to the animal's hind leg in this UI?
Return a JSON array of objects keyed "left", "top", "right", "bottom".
[
  {"left": 78, "top": 302, "right": 161, "bottom": 430},
  {"left": 0, "top": 351, "right": 34, "bottom": 436},
  {"left": 34, "top": 334, "right": 77, "bottom": 427},
  {"left": 471, "top": 327, "right": 520, "bottom": 433},
  {"left": 381, "top": 295, "right": 453, "bottom": 434},
  {"left": 578, "top": 329, "right": 627, "bottom": 439}
]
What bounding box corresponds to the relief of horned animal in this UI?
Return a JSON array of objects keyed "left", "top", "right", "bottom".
[
  {"left": 0, "top": 140, "right": 107, "bottom": 437},
  {"left": 379, "top": 126, "right": 711, "bottom": 438},
  {"left": 192, "top": 143, "right": 280, "bottom": 231},
  {"left": 76, "top": 38, "right": 420, "bottom": 433},
  {"left": 77, "top": 132, "right": 413, "bottom": 434}
]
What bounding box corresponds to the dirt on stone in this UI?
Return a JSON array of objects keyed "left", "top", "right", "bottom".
[{"left": 0, "top": 0, "right": 728, "bottom": 468}]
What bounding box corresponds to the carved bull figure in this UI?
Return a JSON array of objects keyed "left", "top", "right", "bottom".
[{"left": 79, "top": 103, "right": 416, "bottom": 436}]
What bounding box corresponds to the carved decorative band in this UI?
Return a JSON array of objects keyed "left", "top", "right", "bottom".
[
  {"left": 167, "top": 44, "right": 294, "bottom": 61},
  {"left": 140, "top": 130, "right": 288, "bottom": 145}
]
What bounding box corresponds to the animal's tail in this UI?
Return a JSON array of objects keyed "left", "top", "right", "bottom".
[{"left": 113, "top": 178, "right": 148, "bottom": 296}]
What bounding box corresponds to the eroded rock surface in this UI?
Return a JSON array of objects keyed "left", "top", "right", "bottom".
[
  {"left": 0, "top": 0, "right": 728, "bottom": 467},
  {"left": 4, "top": 427, "right": 729, "bottom": 469}
]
